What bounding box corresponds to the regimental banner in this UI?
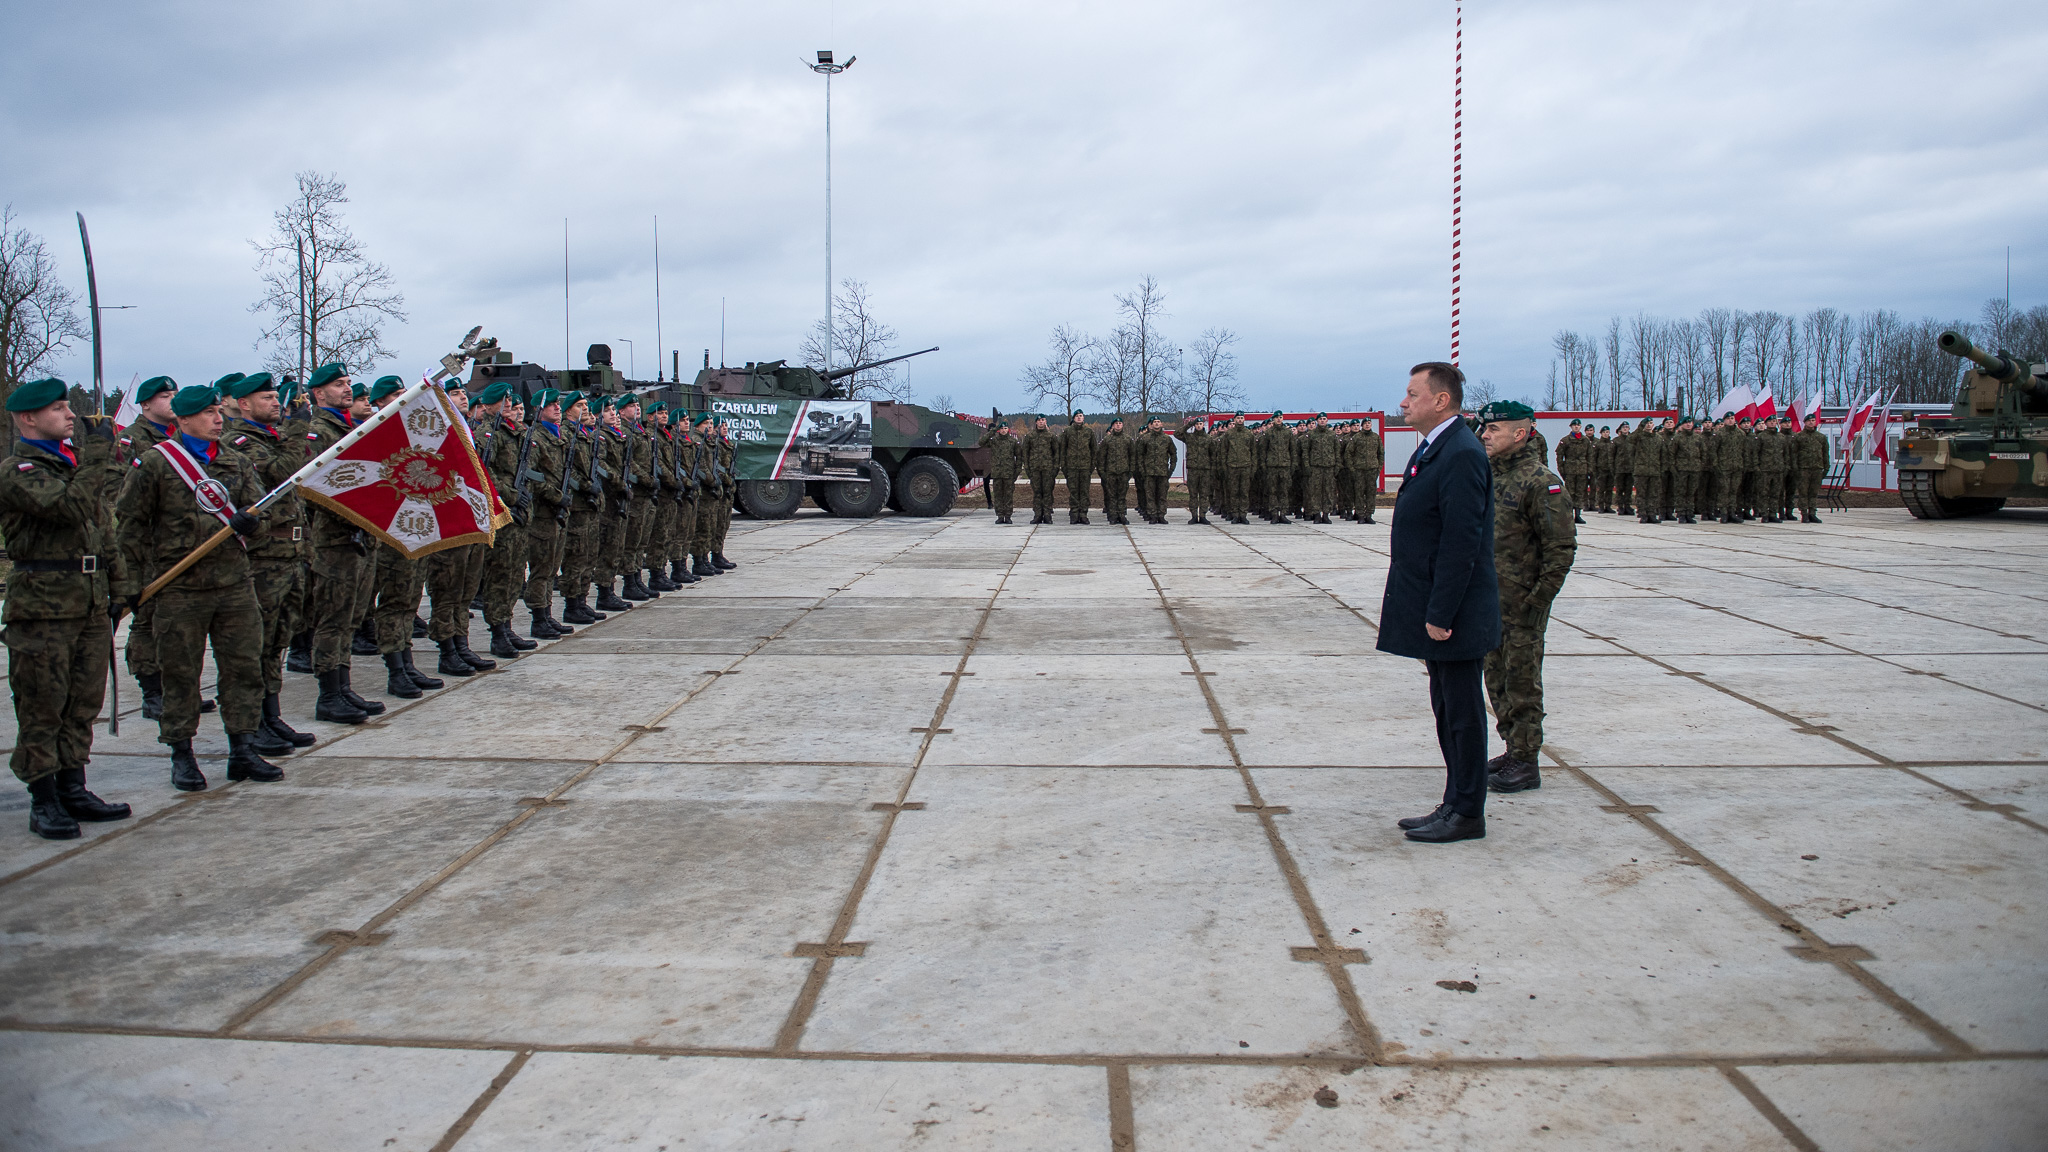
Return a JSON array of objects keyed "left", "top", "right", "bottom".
[
  {"left": 716, "top": 397, "right": 874, "bottom": 481},
  {"left": 299, "top": 383, "right": 511, "bottom": 558}
]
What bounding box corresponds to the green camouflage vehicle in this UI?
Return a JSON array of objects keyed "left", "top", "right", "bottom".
[{"left": 1897, "top": 332, "right": 2048, "bottom": 519}]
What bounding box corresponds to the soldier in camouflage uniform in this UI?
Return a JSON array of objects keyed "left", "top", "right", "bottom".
[
  {"left": 1300, "top": 414, "right": 1338, "bottom": 523},
  {"left": 710, "top": 418, "right": 739, "bottom": 569},
  {"left": 1219, "top": 412, "right": 1255, "bottom": 524},
  {"left": 664, "top": 410, "right": 703, "bottom": 585},
  {"left": 557, "top": 394, "right": 609, "bottom": 621},
  {"left": 418, "top": 382, "right": 497, "bottom": 676},
  {"left": 975, "top": 418, "right": 1022, "bottom": 523},
  {"left": 222, "top": 374, "right": 316, "bottom": 750},
  {"left": 1474, "top": 401, "right": 1577, "bottom": 793},
  {"left": 1670, "top": 417, "right": 1704, "bottom": 523},
  {"left": 1555, "top": 419, "right": 1589, "bottom": 524},
  {"left": 1754, "top": 416, "right": 1789, "bottom": 523},
  {"left": 1022, "top": 415, "right": 1059, "bottom": 524},
  {"left": 471, "top": 382, "right": 539, "bottom": 657},
  {"left": 116, "top": 384, "right": 286, "bottom": 791},
  {"left": 3, "top": 379, "right": 133, "bottom": 838},
  {"left": 1258, "top": 413, "right": 1296, "bottom": 524},
  {"left": 116, "top": 376, "right": 179, "bottom": 719},
  {"left": 1176, "top": 415, "right": 1213, "bottom": 525},
  {"left": 1057, "top": 411, "right": 1096, "bottom": 524},
  {"left": 1137, "top": 415, "right": 1174, "bottom": 524},
  {"left": 1096, "top": 417, "right": 1135, "bottom": 525},
  {"left": 299, "top": 364, "right": 383, "bottom": 724},
  {"left": 1791, "top": 416, "right": 1829, "bottom": 523},
  {"left": 590, "top": 397, "right": 635, "bottom": 611},
  {"left": 688, "top": 414, "right": 726, "bottom": 577},
  {"left": 1353, "top": 420, "right": 1383, "bottom": 523},
  {"left": 520, "top": 390, "right": 577, "bottom": 637}
]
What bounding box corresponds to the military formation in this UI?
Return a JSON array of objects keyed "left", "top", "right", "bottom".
[
  {"left": 975, "top": 410, "right": 1386, "bottom": 525},
  {"left": 1551, "top": 412, "right": 1831, "bottom": 526},
  {"left": 3, "top": 364, "right": 745, "bottom": 840}
]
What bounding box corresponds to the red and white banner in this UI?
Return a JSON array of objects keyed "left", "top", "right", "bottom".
[
  {"left": 1843, "top": 391, "right": 1879, "bottom": 441},
  {"left": 1752, "top": 386, "right": 1777, "bottom": 420},
  {"left": 1711, "top": 385, "right": 1753, "bottom": 420},
  {"left": 297, "top": 379, "right": 510, "bottom": 558}
]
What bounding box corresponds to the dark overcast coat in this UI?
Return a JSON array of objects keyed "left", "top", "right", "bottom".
[{"left": 1375, "top": 418, "right": 1501, "bottom": 662}]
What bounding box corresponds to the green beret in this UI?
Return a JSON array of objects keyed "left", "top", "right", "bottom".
[
  {"left": 308, "top": 363, "right": 348, "bottom": 390},
  {"left": 476, "top": 382, "right": 513, "bottom": 405},
  {"left": 1271, "top": 410, "right": 1283, "bottom": 418},
  {"left": 1600, "top": 425, "right": 1611, "bottom": 432},
  {"left": 369, "top": 378, "right": 403, "bottom": 403},
  {"left": 210, "top": 372, "right": 246, "bottom": 393},
  {"left": 1476, "top": 400, "right": 1535, "bottom": 423},
  {"left": 559, "top": 390, "right": 584, "bottom": 410},
  {"left": 1316, "top": 412, "right": 1327, "bottom": 419},
  {"left": 1569, "top": 418, "right": 1582, "bottom": 425},
  {"left": 1072, "top": 410, "right": 1084, "bottom": 417},
  {"left": 620, "top": 393, "right": 643, "bottom": 408},
  {"left": 533, "top": 388, "right": 560, "bottom": 409},
  {"left": 697, "top": 412, "right": 715, "bottom": 425},
  {"left": 228, "top": 372, "right": 275, "bottom": 399},
  {"left": 137, "top": 375, "right": 178, "bottom": 403},
  {"left": 277, "top": 379, "right": 299, "bottom": 404},
  {"left": 350, "top": 382, "right": 367, "bottom": 399},
  {"left": 645, "top": 400, "right": 665, "bottom": 413},
  {"left": 171, "top": 385, "right": 219, "bottom": 418},
  {"left": 1232, "top": 410, "right": 1244, "bottom": 417},
  {"left": 6, "top": 378, "right": 69, "bottom": 413}
]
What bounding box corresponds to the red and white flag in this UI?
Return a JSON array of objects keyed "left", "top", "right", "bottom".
[
  {"left": 1871, "top": 391, "right": 1895, "bottom": 465},
  {"left": 1843, "top": 391, "right": 1879, "bottom": 440},
  {"left": 1788, "top": 395, "right": 1807, "bottom": 432},
  {"left": 297, "top": 379, "right": 510, "bottom": 558},
  {"left": 1753, "top": 385, "right": 1778, "bottom": 420},
  {"left": 1712, "top": 384, "right": 1753, "bottom": 420},
  {"left": 1805, "top": 393, "right": 1825, "bottom": 425}
]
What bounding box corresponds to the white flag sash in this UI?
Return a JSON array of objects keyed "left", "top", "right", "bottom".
[{"left": 152, "top": 439, "right": 246, "bottom": 547}]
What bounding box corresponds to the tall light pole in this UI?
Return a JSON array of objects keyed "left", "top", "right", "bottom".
[
  {"left": 617, "top": 338, "right": 635, "bottom": 380},
  {"left": 806, "top": 49, "right": 854, "bottom": 374}
]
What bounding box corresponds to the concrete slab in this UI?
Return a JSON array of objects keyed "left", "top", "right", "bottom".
[
  {"left": 1747, "top": 1060, "right": 2048, "bottom": 1152},
  {"left": 625, "top": 654, "right": 953, "bottom": 765},
  {"left": 0, "top": 1031, "right": 502, "bottom": 1152},
  {"left": 928, "top": 655, "right": 1228, "bottom": 766}
]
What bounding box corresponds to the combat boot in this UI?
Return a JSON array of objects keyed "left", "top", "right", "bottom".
[
  {"left": 286, "top": 631, "right": 314, "bottom": 674},
  {"left": 1680, "top": 514, "right": 1697, "bottom": 524},
  {"left": 338, "top": 666, "right": 386, "bottom": 715},
  {"left": 169, "top": 739, "right": 207, "bottom": 791},
  {"left": 383, "top": 652, "right": 423, "bottom": 699},
  {"left": 54, "top": 767, "right": 130, "bottom": 822},
  {"left": 619, "top": 575, "right": 652, "bottom": 602},
  {"left": 412, "top": 615, "right": 429, "bottom": 638},
  {"left": 352, "top": 619, "right": 380, "bottom": 656},
  {"left": 138, "top": 672, "right": 164, "bottom": 720},
  {"left": 226, "top": 732, "right": 284, "bottom": 783},
  {"left": 401, "top": 649, "right": 444, "bottom": 689},
  {"left": 436, "top": 637, "right": 478, "bottom": 677},
  {"left": 648, "top": 567, "right": 679, "bottom": 592},
  {"left": 597, "top": 582, "right": 633, "bottom": 611},
  {"left": 489, "top": 623, "right": 525, "bottom": 660},
  {"left": 1488, "top": 757, "right": 1542, "bottom": 793},
  {"left": 528, "top": 607, "right": 565, "bottom": 640},
  {"left": 452, "top": 634, "right": 495, "bottom": 671},
  {"left": 713, "top": 554, "right": 737, "bottom": 570},
  {"left": 562, "top": 597, "right": 601, "bottom": 624},
  {"left": 471, "top": 596, "right": 486, "bottom": 613},
  {"left": 27, "top": 777, "right": 81, "bottom": 840},
  {"left": 1272, "top": 514, "right": 1293, "bottom": 525},
  {"left": 263, "top": 692, "right": 316, "bottom": 748},
  {"left": 1573, "top": 511, "right": 1585, "bottom": 524},
  {"left": 671, "top": 559, "right": 699, "bottom": 585},
  {"left": 314, "top": 670, "right": 369, "bottom": 724},
  {"left": 693, "top": 557, "right": 718, "bottom": 577}
]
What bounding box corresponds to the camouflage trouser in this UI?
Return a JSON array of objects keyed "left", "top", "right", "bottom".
[
  {"left": 1794, "top": 469, "right": 1821, "bottom": 517},
  {"left": 1713, "top": 471, "right": 1742, "bottom": 519},
  {"left": 598, "top": 502, "right": 632, "bottom": 584},
  {"left": 558, "top": 510, "right": 602, "bottom": 600},
  {"left": 523, "top": 522, "right": 567, "bottom": 612},
  {"left": 1186, "top": 468, "right": 1213, "bottom": 519},
  {"left": 1225, "top": 468, "right": 1252, "bottom": 519},
  {"left": 309, "top": 544, "right": 373, "bottom": 673},
  {"left": 671, "top": 499, "right": 700, "bottom": 563},
  {"left": 1265, "top": 468, "right": 1291, "bottom": 515},
  {"left": 6, "top": 613, "right": 111, "bottom": 783},
  {"left": 1484, "top": 605, "right": 1550, "bottom": 761},
  {"left": 1028, "top": 470, "right": 1055, "bottom": 520},
  {"left": 1781, "top": 471, "right": 1797, "bottom": 518},
  {"left": 990, "top": 473, "right": 1018, "bottom": 517},
  {"left": 1756, "top": 471, "right": 1784, "bottom": 518},
  {"left": 649, "top": 499, "right": 677, "bottom": 564},
  {"left": 1673, "top": 471, "right": 1699, "bottom": 520},
  {"left": 1634, "top": 473, "right": 1662, "bottom": 520},
  {"left": 1062, "top": 468, "right": 1091, "bottom": 520},
  {"left": 1139, "top": 475, "right": 1167, "bottom": 518},
  {"left": 250, "top": 557, "right": 299, "bottom": 695},
  {"left": 1740, "top": 471, "right": 1757, "bottom": 515},
  {"left": 152, "top": 581, "right": 264, "bottom": 743},
  {"left": 1592, "top": 472, "right": 1612, "bottom": 509},
  {"left": 369, "top": 546, "right": 424, "bottom": 653},
  {"left": 1101, "top": 472, "right": 1130, "bottom": 520},
  {"left": 123, "top": 595, "right": 160, "bottom": 679},
  {"left": 1562, "top": 472, "right": 1587, "bottom": 512},
  {"left": 1306, "top": 467, "right": 1335, "bottom": 516},
  {"left": 426, "top": 542, "right": 485, "bottom": 641},
  {"left": 481, "top": 522, "right": 529, "bottom": 627},
  {"left": 712, "top": 490, "right": 734, "bottom": 553},
  {"left": 627, "top": 494, "right": 659, "bottom": 571}
]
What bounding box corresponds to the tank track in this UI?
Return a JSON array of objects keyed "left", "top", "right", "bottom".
[{"left": 1899, "top": 470, "right": 1944, "bottom": 519}]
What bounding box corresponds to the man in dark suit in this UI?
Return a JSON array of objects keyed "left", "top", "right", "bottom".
[{"left": 1377, "top": 362, "right": 1501, "bottom": 843}]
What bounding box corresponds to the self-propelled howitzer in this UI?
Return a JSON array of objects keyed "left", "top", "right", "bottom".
[{"left": 1896, "top": 332, "right": 2048, "bottom": 518}]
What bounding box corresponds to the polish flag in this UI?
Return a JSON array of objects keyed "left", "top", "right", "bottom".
[
  {"left": 1843, "top": 391, "right": 1879, "bottom": 441},
  {"left": 1871, "top": 392, "right": 1895, "bottom": 465},
  {"left": 1753, "top": 386, "right": 1778, "bottom": 420},
  {"left": 1712, "top": 384, "right": 1753, "bottom": 420},
  {"left": 1805, "top": 393, "right": 1825, "bottom": 425},
  {"left": 1788, "top": 395, "right": 1806, "bottom": 432}
]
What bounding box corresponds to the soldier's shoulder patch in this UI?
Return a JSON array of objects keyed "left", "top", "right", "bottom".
[
  {"left": 16, "top": 462, "right": 35, "bottom": 471},
  {"left": 233, "top": 436, "right": 250, "bottom": 446},
  {"left": 307, "top": 433, "right": 320, "bottom": 440},
  {"left": 1548, "top": 483, "right": 1563, "bottom": 493},
  {"left": 118, "top": 437, "right": 132, "bottom": 446}
]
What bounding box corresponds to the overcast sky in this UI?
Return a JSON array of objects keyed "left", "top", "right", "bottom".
[{"left": 6, "top": 0, "right": 2045, "bottom": 413}]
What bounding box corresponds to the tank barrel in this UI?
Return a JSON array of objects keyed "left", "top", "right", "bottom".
[
  {"left": 1938, "top": 331, "right": 2017, "bottom": 381},
  {"left": 824, "top": 346, "right": 940, "bottom": 382}
]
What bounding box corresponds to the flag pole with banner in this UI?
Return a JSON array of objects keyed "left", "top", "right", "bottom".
[{"left": 136, "top": 329, "right": 502, "bottom": 604}]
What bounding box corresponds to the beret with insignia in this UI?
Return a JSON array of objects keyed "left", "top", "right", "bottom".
[
  {"left": 308, "top": 363, "right": 348, "bottom": 390},
  {"left": 6, "top": 377, "right": 69, "bottom": 413},
  {"left": 210, "top": 372, "right": 246, "bottom": 393},
  {"left": 1476, "top": 400, "right": 1535, "bottom": 423},
  {"left": 369, "top": 377, "right": 404, "bottom": 403},
  {"left": 136, "top": 375, "right": 178, "bottom": 403},
  {"left": 171, "top": 385, "right": 219, "bottom": 417},
  {"left": 476, "top": 382, "right": 513, "bottom": 406},
  {"left": 228, "top": 372, "right": 275, "bottom": 399}
]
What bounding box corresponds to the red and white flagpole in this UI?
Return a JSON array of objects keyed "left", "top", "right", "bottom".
[{"left": 1450, "top": 3, "right": 1463, "bottom": 368}]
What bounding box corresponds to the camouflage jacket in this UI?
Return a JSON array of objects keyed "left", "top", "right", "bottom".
[
  {"left": 527, "top": 422, "right": 571, "bottom": 524},
  {"left": 975, "top": 427, "right": 1022, "bottom": 477},
  {"left": 1555, "top": 432, "right": 1589, "bottom": 475},
  {"left": 1611, "top": 431, "right": 1635, "bottom": 474},
  {"left": 1792, "top": 428, "right": 1829, "bottom": 470},
  {"left": 1634, "top": 429, "right": 1671, "bottom": 475},
  {"left": 0, "top": 436, "right": 126, "bottom": 622},
  {"left": 304, "top": 407, "right": 365, "bottom": 549},
  {"left": 628, "top": 423, "right": 661, "bottom": 497},
  {"left": 1355, "top": 430, "right": 1384, "bottom": 474},
  {"left": 1756, "top": 428, "right": 1789, "bottom": 470},
  {"left": 1258, "top": 425, "right": 1295, "bottom": 469},
  {"left": 717, "top": 433, "right": 737, "bottom": 493},
  {"left": 224, "top": 418, "right": 305, "bottom": 561},
  {"left": 115, "top": 437, "right": 270, "bottom": 597},
  {"left": 1176, "top": 426, "right": 1212, "bottom": 470},
  {"left": 1137, "top": 427, "right": 1175, "bottom": 476},
  {"left": 477, "top": 413, "right": 529, "bottom": 519},
  {"left": 1097, "top": 428, "right": 1136, "bottom": 474},
  {"left": 1303, "top": 427, "right": 1339, "bottom": 468},
  {"left": 1672, "top": 429, "right": 1707, "bottom": 472},
  {"left": 566, "top": 424, "right": 602, "bottom": 513},
  {"left": 600, "top": 426, "right": 631, "bottom": 505},
  {"left": 1491, "top": 437, "right": 1577, "bottom": 625},
  {"left": 1056, "top": 423, "right": 1096, "bottom": 475},
  {"left": 1220, "top": 424, "right": 1256, "bottom": 468},
  {"left": 117, "top": 419, "right": 171, "bottom": 469},
  {"left": 1021, "top": 428, "right": 1059, "bottom": 471},
  {"left": 1591, "top": 437, "right": 1614, "bottom": 473}
]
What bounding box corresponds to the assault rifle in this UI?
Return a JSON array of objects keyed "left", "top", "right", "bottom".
[
  {"left": 555, "top": 425, "right": 575, "bottom": 526},
  {"left": 508, "top": 420, "right": 538, "bottom": 525}
]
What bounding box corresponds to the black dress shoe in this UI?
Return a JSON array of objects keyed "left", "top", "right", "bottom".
[
  {"left": 1488, "top": 758, "right": 1542, "bottom": 793},
  {"left": 1405, "top": 811, "right": 1486, "bottom": 843},
  {"left": 1397, "top": 803, "right": 1452, "bottom": 831}
]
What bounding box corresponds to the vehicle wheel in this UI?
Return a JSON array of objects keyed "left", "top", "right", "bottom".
[
  {"left": 824, "top": 461, "right": 892, "bottom": 518},
  {"left": 895, "top": 455, "right": 959, "bottom": 517},
  {"left": 1899, "top": 471, "right": 2007, "bottom": 519},
  {"left": 738, "top": 479, "right": 805, "bottom": 519}
]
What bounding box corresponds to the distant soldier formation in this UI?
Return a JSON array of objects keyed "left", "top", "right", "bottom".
[
  {"left": 976, "top": 410, "right": 1386, "bottom": 526},
  {"left": 3, "top": 365, "right": 744, "bottom": 839},
  {"left": 1551, "top": 412, "right": 1831, "bottom": 526}
]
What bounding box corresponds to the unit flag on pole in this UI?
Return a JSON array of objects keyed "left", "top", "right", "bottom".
[{"left": 296, "top": 378, "right": 510, "bottom": 559}]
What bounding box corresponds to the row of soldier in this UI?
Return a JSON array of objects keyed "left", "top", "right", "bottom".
[
  {"left": 1552, "top": 412, "right": 1832, "bottom": 526},
  {"left": 974, "top": 411, "right": 1387, "bottom": 526},
  {"left": 3, "top": 365, "right": 744, "bottom": 840}
]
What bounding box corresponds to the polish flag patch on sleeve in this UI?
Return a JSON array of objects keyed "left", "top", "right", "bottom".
[
  {"left": 16, "top": 462, "right": 35, "bottom": 471},
  {"left": 1547, "top": 483, "right": 1563, "bottom": 493}
]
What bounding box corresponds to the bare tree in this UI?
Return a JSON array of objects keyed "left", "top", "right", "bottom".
[
  {"left": 1747, "top": 310, "right": 1787, "bottom": 393},
  {"left": 1021, "top": 324, "right": 1099, "bottom": 416},
  {"left": 1115, "top": 275, "right": 1177, "bottom": 418},
  {"left": 800, "top": 278, "right": 908, "bottom": 401},
  {"left": 250, "top": 172, "right": 406, "bottom": 378},
  {"left": 1602, "top": 317, "right": 1625, "bottom": 408},
  {"left": 1091, "top": 325, "right": 1141, "bottom": 417},
  {"left": 1183, "top": 327, "right": 1244, "bottom": 415},
  {"left": 0, "top": 207, "right": 90, "bottom": 424},
  {"left": 929, "top": 392, "right": 956, "bottom": 414}
]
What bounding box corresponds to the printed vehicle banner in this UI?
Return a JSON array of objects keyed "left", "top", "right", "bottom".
[{"left": 716, "top": 397, "right": 874, "bottom": 481}]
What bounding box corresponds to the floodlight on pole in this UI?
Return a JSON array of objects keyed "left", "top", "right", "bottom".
[{"left": 806, "top": 49, "right": 854, "bottom": 375}]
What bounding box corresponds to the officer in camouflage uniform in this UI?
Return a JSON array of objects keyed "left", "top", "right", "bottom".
[
  {"left": 298, "top": 364, "right": 383, "bottom": 724},
  {"left": 1137, "top": 415, "right": 1174, "bottom": 524},
  {"left": 116, "top": 384, "right": 286, "bottom": 791},
  {"left": 116, "top": 375, "right": 182, "bottom": 719},
  {"left": 975, "top": 417, "right": 1022, "bottom": 523},
  {"left": 1555, "top": 419, "right": 1589, "bottom": 523},
  {"left": 1022, "top": 415, "right": 1059, "bottom": 524},
  {"left": 1302, "top": 413, "right": 1339, "bottom": 523},
  {"left": 557, "top": 393, "right": 609, "bottom": 620},
  {"left": 519, "top": 390, "right": 577, "bottom": 637},
  {"left": 1791, "top": 416, "right": 1829, "bottom": 523},
  {"left": 3, "top": 379, "right": 133, "bottom": 839},
  {"left": 1096, "top": 417, "right": 1135, "bottom": 525},
  {"left": 1176, "top": 415, "right": 1213, "bottom": 525},
  {"left": 222, "top": 373, "right": 315, "bottom": 751},
  {"left": 1219, "top": 412, "right": 1255, "bottom": 523},
  {"left": 1057, "top": 411, "right": 1096, "bottom": 524},
  {"left": 472, "top": 382, "right": 540, "bottom": 657},
  {"left": 1475, "top": 401, "right": 1577, "bottom": 793}
]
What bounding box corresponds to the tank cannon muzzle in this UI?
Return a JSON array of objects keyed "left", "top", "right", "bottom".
[
  {"left": 1939, "top": 331, "right": 2018, "bottom": 380},
  {"left": 823, "top": 346, "right": 940, "bottom": 382}
]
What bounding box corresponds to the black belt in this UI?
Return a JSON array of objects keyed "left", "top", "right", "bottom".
[{"left": 14, "top": 556, "right": 98, "bottom": 573}]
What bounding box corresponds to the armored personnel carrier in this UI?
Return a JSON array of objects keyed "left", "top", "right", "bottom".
[{"left": 1897, "top": 332, "right": 2048, "bottom": 518}]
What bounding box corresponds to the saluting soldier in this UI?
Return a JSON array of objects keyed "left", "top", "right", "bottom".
[
  {"left": 1176, "top": 415, "right": 1213, "bottom": 525},
  {"left": 1057, "top": 411, "right": 1096, "bottom": 524},
  {"left": 975, "top": 416, "right": 1022, "bottom": 524},
  {"left": 1475, "top": 401, "right": 1577, "bottom": 794},
  {"left": 1022, "top": 415, "right": 1059, "bottom": 524},
  {"left": 4, "top": 379, "right": 132, "bottom": 838},
  {"left": 221, "top": 373, "right": 316, "bottom": 750},
  {"left": 115, "top": 384, "right": 285, "bottom": 790}
]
